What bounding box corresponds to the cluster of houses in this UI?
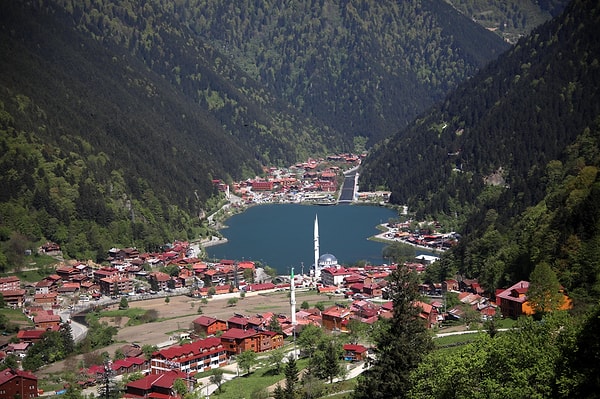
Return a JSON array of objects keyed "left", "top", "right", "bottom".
[
  {"left": 213, "top": 153, "right": 363, "bottom": 205},
  {"left": 0, "top": 234, "right": 575, "bottom": 398},
  {"left": 0, "top": 241, "right": 269, "bottom": 308},
  {"left": 381, "top": 220, "right": 461, "bottom": 251},
  {"left": 75, "top": 302, "right": 374, "bottom": 397}
]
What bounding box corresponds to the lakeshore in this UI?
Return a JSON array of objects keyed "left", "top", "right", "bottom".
[{"left": 205, "top": 203, "right": 398, "bottom": 272}]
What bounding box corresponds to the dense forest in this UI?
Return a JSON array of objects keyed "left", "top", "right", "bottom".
[
  {"left": 51, "top": 0, "right": 509, "bottom": 146},
  {"left": 360, "top": 0, "right": 600, "bottom": 305}
]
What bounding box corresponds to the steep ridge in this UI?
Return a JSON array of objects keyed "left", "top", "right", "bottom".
[
  {"left": 360, "top": 0, "right": 600, "bottom": 224},
  {"left": 360, "top": 0, "right": 600, "bottom": 297}
]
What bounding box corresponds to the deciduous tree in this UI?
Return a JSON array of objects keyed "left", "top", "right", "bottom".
[
  {"left": 237, "top": 349, "right": 257, "bottom": 376},
  {"left": 528, "top": 261, "right": 564, "bottom": 315},
  {"left": 209, "top": 368, "right": 224, "bottom": 393}
]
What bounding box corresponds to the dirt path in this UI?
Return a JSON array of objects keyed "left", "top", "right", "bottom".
[{"left": 38, "top": 289, "right": 327, "bottom": 378}]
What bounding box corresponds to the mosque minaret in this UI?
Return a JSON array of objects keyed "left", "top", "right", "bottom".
[
  {"left": 314, "top": 214, "right": 320, "bottom": 280},
  {"left": 290, "top": 267, "right": 296, "bottom": 326}
]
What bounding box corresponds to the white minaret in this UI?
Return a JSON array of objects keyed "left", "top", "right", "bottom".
[
  {"left": 314, "top": 214, "right": 320, "bottom": 280},
  {"left": 290, "top": 267, "right": 297, "bottom": 326}
]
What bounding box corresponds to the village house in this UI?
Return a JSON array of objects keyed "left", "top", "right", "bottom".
[
  {"left": 41, "top": 241, "right": 60, "bottom": 252},
  {"left": 17, "top": 330, "right": 46, "bottom": 344},
  {"left": 414, "top": 301, "right": 441, "bottom": 329},
  {"left": 151, "top": 337, "right": 227, "bottom": 375},
  {"left": 495, "top": 280, "right": 530, "bottom": 319},
  {"left": 321, "top": 266, "right": 354, "bottom": 287},
  {"left": 0, "top": 368, "right": 38, "bottom": 399},
  {"left": 108, "top": 247, "right": 140, "bottom": 261},
  {"left": 343, "top": 344, "right": 368, "bottom": 362},
  {"left": 495, "top": 280, "right": 571, "bottom": 319},
  {"left": 33, "top": 312, "right": 62, "bottom": 330},
  {"left": 92, "top": 267, "right": 119, "bottom": 285},
  {"left": 99, "top": 275, "right": 133, "bottom": 297},
  {"left": 6, "top": 342, "right": 31, "bottom": 358},
  {"left": 55, "top": 266, "right": 81, "bottom": 282},
  {"left": 192, "top": 316, "right": 228, "bottom": 337},
  {"left": 460, "top": 278, "right": 484, "bottom": 295},
  {"left": 219, "top": 328, "right": 258, "bottom": 355},
  {"left": 111, "top": 357, "right": 147, "bottom": 375},
  {"left": 57, "top": 282, "right": 80, "bottom": 295},
  {"left": 321, "top": 305, "right": 352, "bottom": 332},
  {"left": 33, "top": 292, "right": 58, "bottom": 307},
  {"left": 124, "top": 369, "right": 190, "bottom": 398},
  {"left": 85, "top": 357, "right": 149, "bottom": 380},
  {"left": 442, "top": 279, "right": 460, "bottom": 292},
  {"left": 0, "top": 276, "right": 20, "bottom": 292},
  {"left": 226, "top": 315, "right": 250, "bottom": 331},
  {"left": 148, "top": 271, "right": 171, "bottom": 291},
  {"left": 1, "top": 289, "right": 26, "bottom": 308},
  {"left": 34, "top": 278, "right": 57, "bottom": 295},
  {"left": 255, "top": 330, "right": 284, "bottom": 352}
]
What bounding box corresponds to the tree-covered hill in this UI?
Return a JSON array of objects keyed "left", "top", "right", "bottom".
[
  {"left": 46, "top": 0, "right": 510, "bottom": 149},
  {"left": 360, "top": 0, "right": 600, "bottom": 302},
  {"left": 0, "top": 2, "right": 262, "bottom": 264},
  {"left": 160, "top": 0, "right": 510, "bottom": 145}
]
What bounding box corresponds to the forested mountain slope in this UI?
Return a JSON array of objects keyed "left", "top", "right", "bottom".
[
  {"left": 360, "top": 0, "right": 600, "bottom": 301},
  {"left": 50, "top": 0, "right": 508, "bottom": 147},
  {"left": 0, "top": 2, "right": 250, "bottom": 262}
]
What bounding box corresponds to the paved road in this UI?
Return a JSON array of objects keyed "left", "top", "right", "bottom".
[{"left": 338, "top": 168, "right": 359, "bottom": 203}]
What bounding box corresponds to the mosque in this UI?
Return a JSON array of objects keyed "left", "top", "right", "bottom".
[{"left": 312, "top": 214, "right": 339, "bottom": 280}]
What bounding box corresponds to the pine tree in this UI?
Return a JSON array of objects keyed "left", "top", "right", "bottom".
[
  {"left": 284, "top": 354, "right": 299, "bottom": 399},
  {"left": 353, "top": 266, "right": 434, "bottom": 399}
]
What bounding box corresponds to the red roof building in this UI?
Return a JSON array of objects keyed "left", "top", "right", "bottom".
[
  {"left": 125, "top": 370, "right": 189, "bottom": 398},
  {"left": 192, "top": 316, "right": 227, "bottom": 337},
  {"left": 1, "top": 289, "right": 26, "bottom": 308},
  {"left": 0, "top": 368, "right": 38, "bottom": 398},
  {"left": 17, "top": 329, "right": 47, "bottom": 343},
  {"left": 343, "top": 344, "right": 368, "bottom": 362},
  {"left": 220, "top": 328, "right": 258, "bottom": 355},
  {"left": 33, "top": 292, "right": 58, "bottom": 306},
  {"left": 99, "top": 275, "right": 133, "bottom": 296},
  {"left": 33, "top": 312, "right": 62, "bottom": 330},
  {"left": 0, "top": 276, "right": 20, "bottom": 292},
  {"left": 227, "top": 315, "right": 250, "bottom": 330},
  {"left": 496, "top": 280, "right": 530, "bottom": 319},
  {"left": 150, "top": 337, "right": 227, "bottom": 375},
  {"left": 321, "top": 306, "right": 352, "bottom": 332}
]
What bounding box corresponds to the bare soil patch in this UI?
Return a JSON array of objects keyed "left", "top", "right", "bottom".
[{"left": 37, "top": 290, "right": 329, "bottom": 378}]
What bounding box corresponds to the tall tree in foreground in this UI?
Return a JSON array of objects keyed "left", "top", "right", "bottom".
[
  {"left": 353, "top": 266, "right": 434, "bottom": 399},
  {"left": 284, "top": 354, "right": 299, "bottom": 399}
]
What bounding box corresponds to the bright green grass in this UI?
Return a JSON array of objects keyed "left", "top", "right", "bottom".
[
  {"left": 0, "top": 307, "right": 33, "bottom": 329},
  {"left": 209, "top": 358, "right": 360, "bottom": 399},
  {"left": 209, "top": 358, "right": 309, "bottom": 399},
  {"left": 433, "top": 331, "right": 484, "bottom": 347}
]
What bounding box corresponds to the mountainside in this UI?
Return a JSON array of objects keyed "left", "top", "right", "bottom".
[
  {"left": 48, "top": 0, "right": 509, "bottom": 148},
  {"left": 168, "top": 0, "right": 509, "bottom": 145},
  {"left": 360, "top": 0, "right": 600, "bottom": 300}
]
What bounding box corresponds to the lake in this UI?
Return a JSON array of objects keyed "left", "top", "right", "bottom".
[{"left": 206, "top": 203, "right": 398, "bottom": 274}]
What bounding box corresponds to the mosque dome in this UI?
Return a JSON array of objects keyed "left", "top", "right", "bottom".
[{"left": 318, "top": 253, "right": 338, "bottom": 267}]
